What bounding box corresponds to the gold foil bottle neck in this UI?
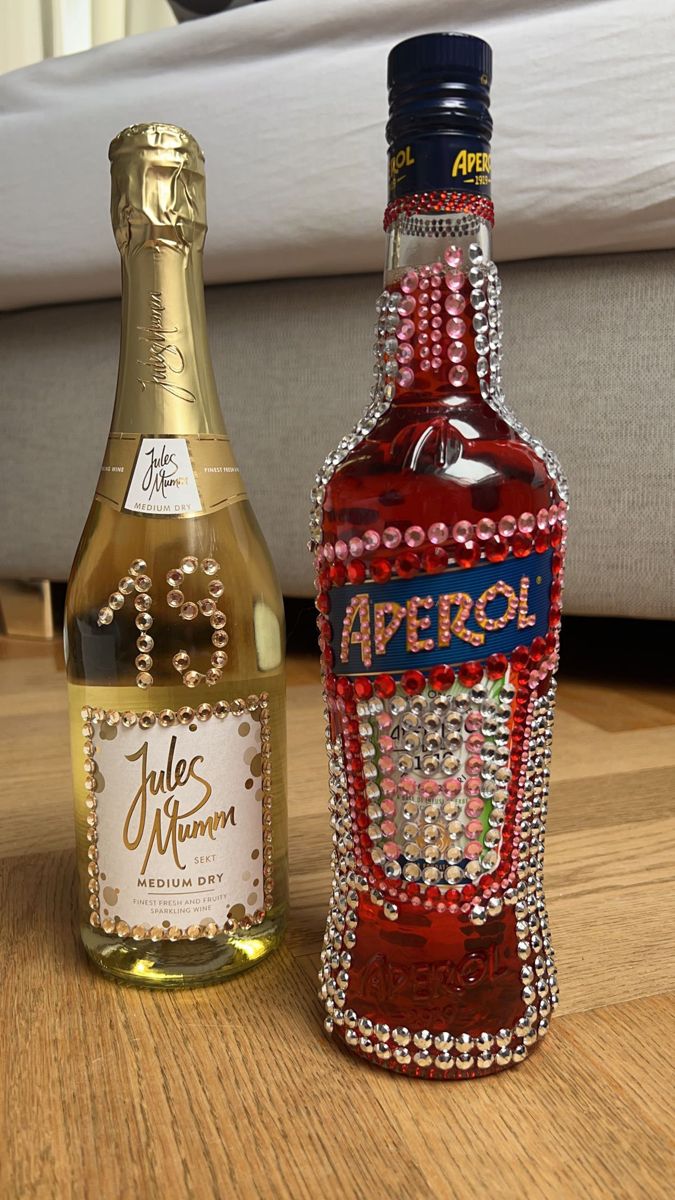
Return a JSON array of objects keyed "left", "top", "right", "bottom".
[{"left": 109, "top": 123, "right": 206, "bottom": 251}]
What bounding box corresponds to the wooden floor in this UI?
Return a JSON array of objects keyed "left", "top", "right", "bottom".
[{"left": 1, "top": 617, "right": 674, "bottom": 1200}]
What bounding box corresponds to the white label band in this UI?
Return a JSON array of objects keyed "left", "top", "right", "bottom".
[{"left": 125, "top": 437, "right": 203, "bottom": 515}]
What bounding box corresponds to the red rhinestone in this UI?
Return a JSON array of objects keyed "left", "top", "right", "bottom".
[
  {"left": 529, "top": 636, "right": 547, "bottom": 663},
  {"left": 316, "top": 591, "right": 330, "bottom": 614},
  {"left": 374, "top": 673, "right": 396, "bottom": 699},
  {"left": 422, "top": 546, "right": 449, "bottom": 573},
  {"left": 458, "top": 661, "right": 483, "bottom": 688},
  {"left": 545, "top": 632, "right": 557, "bottom": 655},
  {"left": 346, "top": 560, "right": 366, "bottom": 584},
  {"left": 550, "top": 603, "right": 562, "bottom": 624},
  {"left": 512, "top": 533, "right": 533, "bottom": 558},
  {"left": 329, "top": 563, "right": 347, "bottom": 586},
  {"left": 534, "top": 529, "right": 550, "bottom": 553},
  {"left": 323, "top": 647, "right": 334, "bottom": 669},
  {"left": 353, "top": 677, "right": 373, "bottom": 700},
  {"left": 454, "top": 540, "right": 479, "bottom": 568},
  {"left": 429, "top": 664, "right": 455, "bottom": 692},
  {"left": 395, "top": 551, "right": 420, "bottom": 579},
  {"left": 511, "top": 645, "right": 530, "bottom": 670},
  {"left": 550, "top": 525, "right": 563, "bottom": 548},
  {"left": 463, "top": 884, "right": 477, "bottom": 901},
  {"left": 485, "top": 536, "right": 508, "bottom": 563},
  {"left": 552, "top": 552, "right": 563, "bottom": 576},
  {"left": 486, "top": 653, "right": 508, "bottom": 679},
  {"left": 370, "top": 556, "right": 392, "bottom": 583},
  {"left": 401, "top": 669, "right": 425, "bottom": 695},
  {"left": 336, "top": 677, "right": 353, "bottom": 699},
  {"left": 550, "top": 581, "right": 562, "bottom": 604},
  {"left": 355, "top": 813, "right": 368, "bottom": 830}
]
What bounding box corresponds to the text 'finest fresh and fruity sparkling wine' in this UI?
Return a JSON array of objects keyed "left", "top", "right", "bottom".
[
  {"left": 310, "top": 35, "right": 568, "bottom": 1076},
  {"left": 66, "top": 125, "right": 287, "bottom": 987}
]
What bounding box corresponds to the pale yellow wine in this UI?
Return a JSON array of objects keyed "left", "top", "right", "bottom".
[{"left": 65, "top": 124, "right": 287, "bottom": 987}]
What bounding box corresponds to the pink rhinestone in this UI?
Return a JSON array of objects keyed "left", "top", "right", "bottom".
[
  {"left": 537, "top": 507, "right": 549, "bottom": 530},
  {"left": 377, "top": 711, "right": 392, "bottom": 729},
  {"left": 431, "top": 316, "right": 443, "bottom": 329},
  {"left": 420, "top": 359, "right": 432, "bottom": 372},
  {"left": 518, "top": 512, "right": 536, "bottom": 534},
  {"left": 380, "top": 797, "right": 397, "bottom": 816},
  {"left": 465, "top": 778, "right": 481, "bottom": 797},
  {"left": 444, "top": 293, "right": 466, "bottom": 316},
  {"left": 465, "top": 841, "right": 482, "bottom": 860},
  {"left": 464, "top": 711, "right": 482, "bottom": 732},
  {"left": 381, "top": 778, "right": 397, "bottom": 797},
  {"left": 431, "top": 357, "right": 442, "bottom": 370},
  {"left": 432, "top": 261, "right": 444, "bottom": 275},
  {"left": 420, "top": 346, "right": 431, "bottom": 359},
  {"left": 447, "top": 340, "right": 467, "bottom": 363},
  {"left": 382, "top": 526, "right": 402, "bottom": 549},
  {"left": 465, "top": 798, "right": 484, "bottom": 818},
  {"left": 334, "top": 540, "right": 348, "bottom": 560},
  {"left": 467, "top": 733, "right": 484, "bottom": 753},
  {"left": 404, "top": 525, "right": 425, "bottom": 548},
  {"left": 430, "top": 302, "right": 441, "bottom": 315},
  {"left": 349, "top": 537, "right": 364, "bottom": 558},
  {"left": 453, "top": 520, "right": 473, "bottom": 543},
  {"left": 363, "top": 529, "right": 381, "bottom": 552},
  {"left": 379, "top": 755, "right": 395, "bottom": 775},
  {"left": 466, "top": 755, "right": 483, "bottom": 776},
  {"left": 449, "top": 365, "right": 468, "bottom": 388},
  {"left": 548, "top": 505, "right": 559, "bottom": 526},
  {"left": 428, "top": 522, "right": 449, "bottom": 545},
  {"left": 421, "top": 780, "right": 439, "bottom": 798},
  {"left": 398, "top": 366, "right": 414, "bottom": 388},
  {"left": 430, "top": 329, "right": 442, "bottom": 343},
  {"left": 446, "top": 317, "right": 466, "bottom": 340},
  {"left": 419, "top": 276, "right": 430, "bottom": 291},
  {"left": 498, "top": 515, "right": 516, "bottom": 538},
  {"left": 476, "top": 517, "right": 496, "bottom": 540},
  {"left": 443, "top": 778, "right": 462, "bottom": 798},
  {"left": 379, "top": 735, "right": 394, "bottom": 752},
  {"left": 443, "top": 246, "right": 463, "bottom": 268},
  {"left": 400, "top": 776, "right": 417, "bottom": 796},
  {"left": 398, "top": 296, "right": 416, "bottom": 316},
  {"left": 401, "top": 271, "right": 419, "bottom": 293},
  {"left": 396, "top": 319, "right": 415, "bottom": 341},
  {"left": 383, "top": 841, "right": 401, "bottom": 859},
  {"left": 396, "top": 342, "right": 413, "bottom": 364},
  {"left": 418, "top": 329, "right": 430, "bottom": 343},
  {"left": 323, "top": 543, "right": 335, "bottom": 563},
  {"left": 446, "top": 271, "right": 465, "bottom": 292},
  {"left": 467, "top": 819, "right": 484, "bottom": 838}
]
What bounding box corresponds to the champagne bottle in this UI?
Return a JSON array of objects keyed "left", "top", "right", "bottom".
[
  {"left": 66, "top": 124, "right": 287, "bottom": 987},
  {"left": 311, "top": 35, "right": 567, "bottom": 1075}
]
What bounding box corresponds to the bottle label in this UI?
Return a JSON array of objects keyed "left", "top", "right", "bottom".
[
  {"left": 388, "top": 134, "right": 491, "bottom": 201},
  {"left": 83, "top": 698, "right": 272, "bottom": 938},
  {"left": 96, "top": 433, "right": 247, "bottom": 519},
  {"left": 329, "top": 551, "right": 552, "bottom": 675}
]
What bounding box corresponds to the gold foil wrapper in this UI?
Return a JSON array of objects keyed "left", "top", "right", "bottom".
[{"left": 109, "top": 123, "right": 206, "bottom": 250}]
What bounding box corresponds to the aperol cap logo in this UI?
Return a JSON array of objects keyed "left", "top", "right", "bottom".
[{"left": 329, "top": 550, "right": 552, "bottom": 675}]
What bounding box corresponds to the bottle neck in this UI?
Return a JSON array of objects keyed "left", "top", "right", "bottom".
[
  {"left": 111, "top": 238, "right": 225, "bottom": 436},
  {"left": 384, "top": 212, "right": 492, "bottom": 286},
  {"left": 382, "top": 206, "right": 496, "bottom": 408}
]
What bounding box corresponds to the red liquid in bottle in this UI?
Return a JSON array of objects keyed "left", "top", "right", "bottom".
[{"left": 312, "top": 255, "right": 566, "bottom": 1077}]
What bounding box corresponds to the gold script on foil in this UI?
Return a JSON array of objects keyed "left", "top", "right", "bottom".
[
  {"left": 122, "top": 735, "right": 236, "bottom": 874},
  {"left": 137, "top": 291, "right": 197, "bottom": 404}
]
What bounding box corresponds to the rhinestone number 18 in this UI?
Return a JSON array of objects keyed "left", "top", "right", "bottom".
[{"left": 97, "top": 556, "right": 229, "bottom": 689}]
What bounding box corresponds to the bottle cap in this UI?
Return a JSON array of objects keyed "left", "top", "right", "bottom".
[
  {"left": 109, "top": 123, "right": 206, "bottom": 250},
  {"left": 386, "top": 34, "right": 493, "bottom": 201}
]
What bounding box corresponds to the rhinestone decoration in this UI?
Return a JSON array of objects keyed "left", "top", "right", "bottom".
[
  {"left": 98, "top": 557, "right": 155, "bottom": 688},
  {"left": 309, "top": 228, "right": 568, "bottom": 1077},
  {"left": 81, "top": 695, "right": 273, "bottom": 938}
]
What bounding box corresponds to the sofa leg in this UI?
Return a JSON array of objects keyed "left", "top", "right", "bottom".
[{"left": 0, "top": 580, "right": 56, "bottom": 639}]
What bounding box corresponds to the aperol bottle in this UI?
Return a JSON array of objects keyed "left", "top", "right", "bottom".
[{"left": 310, "top": 33, "right": 568, "bottom": 1077}]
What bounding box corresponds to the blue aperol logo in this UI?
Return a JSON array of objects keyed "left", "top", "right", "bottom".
[{"left": 329, "top": 550, "right": 553, "bottom": 675}]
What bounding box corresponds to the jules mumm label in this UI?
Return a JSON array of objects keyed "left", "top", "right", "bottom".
[{"left": 329, "top": 551, "right": 553, "bottom": 676}]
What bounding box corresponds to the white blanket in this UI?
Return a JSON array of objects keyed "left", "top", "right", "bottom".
[{"left": 0, "top": 0, "right": 672, "bottom": 310}]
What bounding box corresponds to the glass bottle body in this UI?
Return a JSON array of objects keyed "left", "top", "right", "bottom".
[{"left": 313, "top": 216, "right": 565, "bottom": 1075}]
